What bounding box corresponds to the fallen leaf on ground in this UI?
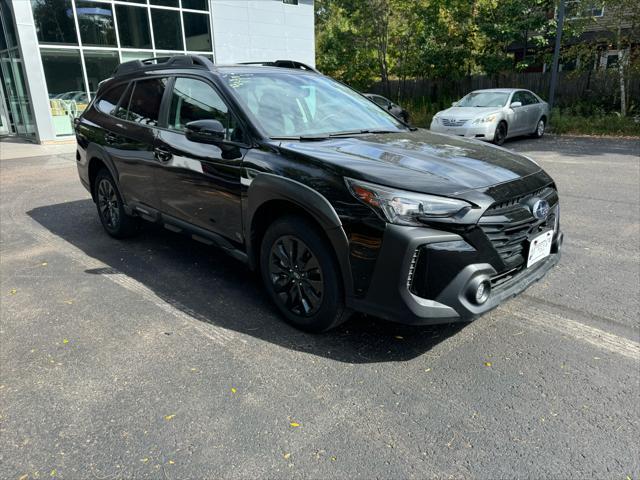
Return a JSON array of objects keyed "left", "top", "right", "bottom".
[
  {"left": 140, "top": 458, "right": 149, "bottom": 463},
  {"left": 331, "top": 456, "right": 337, "bottom": 461},
  {"left": 63, "top": 300, "right": 73, "bottom": 305},
  {"left": 231, "top": 387, "right": 237, "bottom": 394},
  {"left": 50, "top": 469, "right": 56, "bottom": 477},
  {"left": 62, "top": 339, "right": 69, "bottom": 345},
  {"left": 424, "top": 368, "right": 432, "bottom": 372},
  {"left": 41, "top": 262, "right": 48, "bottom": 266},
  {"left": 394, "top": 335, "right": 404, "bottom": 340},
  {"left": 168, "top": 460, "right": 175, "bottom": 465},
  {"left": 9, "top": 289, "right": 17, "bottom": 295},
  {"left": 484, "top": 362, "right": 492, "bottom": 367},
  {"left": 164, "top": 414, "right": 175, "bottom": 421},
  {"left": 290, "top": 422, "right": 300, "bottom": 428},
  {"left": 283, "top": 453, "right": 291, "bottom": 459},
  {"left": 18, "top": 475, "right": 28, "bottom": 480}
]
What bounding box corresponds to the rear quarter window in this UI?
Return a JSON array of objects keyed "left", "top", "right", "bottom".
[{"left": 95, "top": 83, "right": 128, "bottom": 115}]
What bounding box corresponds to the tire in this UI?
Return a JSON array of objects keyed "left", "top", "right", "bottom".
[
  {"left": 259, "top": 215, "right": 349, "bottom": 333},
  {"left": 93, "top": 168, "right": 140, "bottom": 238},
  {"left": 493, "top": 121, "right": 507, "bottom": 146},
  {"left": 532, "top": 117, "right": 546, "bottom": 138}
]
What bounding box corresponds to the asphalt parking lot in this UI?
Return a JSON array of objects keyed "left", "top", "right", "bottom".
[{"left": 1, "top": 135, "right": 639, "bottom": 479}]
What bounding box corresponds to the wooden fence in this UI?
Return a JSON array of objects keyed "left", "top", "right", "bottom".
[{"left": 369, "top": 71, "right": 639, "bottom": 110}]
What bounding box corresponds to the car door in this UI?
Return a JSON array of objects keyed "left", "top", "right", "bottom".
[
  {"left": 523, "top": 91, "right": 542, "bottom": 131},
  {"left": 509, "top": 91, "right": 529, "bottom": 135},
  {"left": 153, "top": 76, "right": 247, "bottom": 243},
  {"left": 103, "top": 77, "right": 168, "bottom": 210}
]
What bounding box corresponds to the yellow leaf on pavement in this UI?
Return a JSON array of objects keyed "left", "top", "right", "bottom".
[
  {"left": 231, "top": 387, "right": 237, "bottom": 394},
  {"left": 9, "top": 289, "right": 17, "bottom": 295},
  {"left": 62, "top": 339, "right": 69, "bottom": 345},
  {"left": 484, "top": 362, "right": 492, "bottom": 367},
  {"left": 290, "top": 422, "right": 300, "bottom": 428},
  {"left": 164, "top": 414, "right": 175, "bottom": 421}
]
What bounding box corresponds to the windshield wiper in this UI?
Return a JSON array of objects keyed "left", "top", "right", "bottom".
[{"left": 271, "top": 129, "right": 403, "bottom": 142}]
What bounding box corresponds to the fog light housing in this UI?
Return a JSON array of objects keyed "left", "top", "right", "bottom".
[{"left": 466, "top": 277, "right": 491, "bottom": 305}]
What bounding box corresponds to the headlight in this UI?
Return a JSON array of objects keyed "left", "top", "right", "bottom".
[
  {"left": 345, "top": 178, "right": 472, "bottom": 225},
  {"left": 473, "top": 114, "right": 498, "bottom": 124}
]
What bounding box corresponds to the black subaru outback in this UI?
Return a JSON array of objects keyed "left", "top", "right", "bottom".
[{"left": 75, "top": 55, "right": 563, "bottom": 332}]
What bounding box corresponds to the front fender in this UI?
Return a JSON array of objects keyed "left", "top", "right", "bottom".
[{"left": 244, "top": 172, "right": 355, "bottom": 297}]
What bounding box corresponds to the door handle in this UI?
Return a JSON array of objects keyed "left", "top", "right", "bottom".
[
  {"left": 104, "top": 132, "right": 117, "bottom": 144},
  {"left": 154, "top": 147, "right": 172, "bottom": 163}
]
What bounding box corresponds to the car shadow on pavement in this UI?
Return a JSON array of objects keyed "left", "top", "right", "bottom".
[{"left": 28, "top": 199, "right": 466, "bottom": 364}]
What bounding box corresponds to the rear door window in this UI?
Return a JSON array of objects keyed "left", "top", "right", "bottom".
[{"left": 123, "top": 77, "right": 168, "bottom": 126}]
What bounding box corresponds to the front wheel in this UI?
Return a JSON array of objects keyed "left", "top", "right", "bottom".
[
  {"left": 260, "top": 216, "right": 349, "bottom": 332},
  {"left": 493, "top": 121, "right": 507, "bottom": 146}
]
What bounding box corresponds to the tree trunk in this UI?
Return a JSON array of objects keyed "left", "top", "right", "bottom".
[{"left": 617, "top": 27, "right": 626, "bottom": 116}]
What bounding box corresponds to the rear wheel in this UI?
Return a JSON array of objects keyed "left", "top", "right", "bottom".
[
  {"left": 493, "top": 121, "right": 507, "bottom": 146},
  {"left": 94, "top": 169, "right": 139, "bottom": 238},
  {"left": 532, "top": 118, "right": 546, "bottom": 138},
  {"left": 260, "top": 216, "right": 348, "bottom": 332}
]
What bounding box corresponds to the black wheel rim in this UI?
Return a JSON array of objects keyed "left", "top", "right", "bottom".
[
  {"left": 97, "top": 178, "right": 119, "bottom": 229},
  {"left": 496, "top": 124, "right": 506, "bottom": 143},
  {"left": 268, "top": 235, "right": 323, "bottom": 317}
]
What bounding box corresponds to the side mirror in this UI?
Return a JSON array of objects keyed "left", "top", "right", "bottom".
[
  {"left": 185, "top": 119, "right": 225, "bottom": 144},
  {"left": 510, "top": 101, "right": 522, "bottom": 109}
]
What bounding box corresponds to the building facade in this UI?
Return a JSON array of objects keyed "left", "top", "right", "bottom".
[{"left": 0, "top": 0, "right": 314, "bottom": 143}]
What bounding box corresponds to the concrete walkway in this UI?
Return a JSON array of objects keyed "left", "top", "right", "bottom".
[{"left": 0, "top": 137, "right": 76, "bottom": 160}]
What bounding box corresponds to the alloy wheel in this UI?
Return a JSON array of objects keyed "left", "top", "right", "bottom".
[
  {"left": 97, "top": 178, "right": 120, "bottom": 229},
  {"left": 268, "top": 235, "right": 324, "bottom": 317},
  {"left": 537, "top": 120, "right": 545, "bottom": 137}
]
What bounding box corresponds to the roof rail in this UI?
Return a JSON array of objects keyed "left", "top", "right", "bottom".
[
  {"left": 113, "top": 54, "right": 214, "bottom": 77},
  {"left": 240, "top": 60, "right": 320, "bottom": 73}
]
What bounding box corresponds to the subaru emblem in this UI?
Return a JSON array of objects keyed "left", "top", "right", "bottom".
[{"left": 531, "top": 199, "right": 550, "bottom": 220}]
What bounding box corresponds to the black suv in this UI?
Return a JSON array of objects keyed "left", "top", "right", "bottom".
[{"left": 75, "top": 55, "right": 563, "bottom": 332}]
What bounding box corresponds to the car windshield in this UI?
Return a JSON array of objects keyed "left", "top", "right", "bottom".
[
  {"left": 220, "top": 71, "right": 406, "bottom": 138},
  {"left": 456, "top": 92, "right": 510, "bottom": 108}
]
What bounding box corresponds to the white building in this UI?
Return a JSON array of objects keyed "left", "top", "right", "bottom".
[{"left": 0, "top": 0, "right": 315, "bottom": 143}]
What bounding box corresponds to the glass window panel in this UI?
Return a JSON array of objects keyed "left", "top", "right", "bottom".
[
  {"left": 168, "top": 77, "right": 243, "bottom": 141},
  {"left": 151, "top": 9, "right": 183, "bottom": 50},
  {"left": 120, "top": 50, "right": 152, "bottom": 62},
  {"left": 182, "top": 0, "right": 208, "bottom": 11},
  {"left": 76, "top": 1, "right": 116, "bottom": 47},
  {"left": 40, "top": 48, "right": 85, "bottom": 135},
  {"left": 122, "top": 0, "right": 147, "bottom": 3},
  {"left": 31, "top": 0, "right": 78, "bottom": 45},
  {"left": 183, "top": 12, "right": 211, "bottom": 51},
  {"left": 150, "top": 0, "right": 178, "bottom": 6},
  {"left": 126, "top": 78, "right": 167, "bottom": 126},
  {"left": 96, "top": 82, "right": 128, "bottom": 115},
  {"left": 83, "top": 50, "right": 119, "bottom": 94},
  {"left": 116, "top": 4, "right": 152, "bottom": 49}
]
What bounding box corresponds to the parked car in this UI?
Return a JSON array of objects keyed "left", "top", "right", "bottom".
[
  {"left": 364, "top": 93, "right": 410, "bottom": 122},
  {"left": 430, "top": 88, "right": 549, "bottom": 145},
  {"left": 75, "top": 56, "right": 562, "bottom": 332}
]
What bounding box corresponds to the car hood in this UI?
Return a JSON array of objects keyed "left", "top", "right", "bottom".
[
  {"left": 277, "top": 129, "right": 542, "bottom": 196},
  {"left": 436, "top": 106, "right": 503, "bottom": 120}
]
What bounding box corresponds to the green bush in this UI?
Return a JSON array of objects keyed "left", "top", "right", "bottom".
[{"left": 548, "top": 109, "right": 640, "bottom": 137}]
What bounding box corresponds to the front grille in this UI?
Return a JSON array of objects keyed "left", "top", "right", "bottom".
[
  {"left": 479, "top": 187, "right": 558, "bottom": 269},
  {"left": 441, "top": 118, "right": 468, "bottom": 127}
]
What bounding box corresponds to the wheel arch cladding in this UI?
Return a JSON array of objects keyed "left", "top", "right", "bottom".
[
  {"left": 87, "top": 146, "right": 118, "bottom": 201},
  {"left": 245, "top": 173, "right": 355, "bottom": 296}
]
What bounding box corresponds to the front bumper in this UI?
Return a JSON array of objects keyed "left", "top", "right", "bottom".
[
  {"left": 348, "top": 224, "right": 562, "bottom": 325},
  {"left": 430, "top": 121, "right": 497, "bottom": 141}
]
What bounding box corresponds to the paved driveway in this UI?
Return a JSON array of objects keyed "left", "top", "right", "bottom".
[{"left": 1, "top": 135, "right": 638, "bottom": 479}]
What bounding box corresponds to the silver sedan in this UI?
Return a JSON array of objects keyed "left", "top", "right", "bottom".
[{"left": 429, "top": 88, "right": 549, "bottom": 145}]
